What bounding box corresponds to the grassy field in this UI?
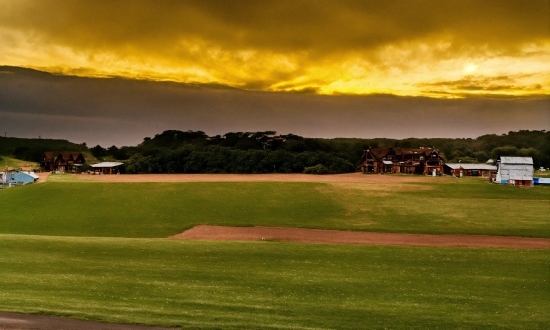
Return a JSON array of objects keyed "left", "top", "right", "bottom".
[
  {"left": 0, "top": 235, "right": 548, "bottom": 330},
  {"left": 0, "top": 155, "right": 38, "bottom": 170},
  {"left": 1, "top": 176, "right": 549, "bottom": 329},
  {"left": 0, "top": 176, "right": 549, "bottom": 238},
  {"left": 534, "top": 170, "right": 550, "bottom": 178}
]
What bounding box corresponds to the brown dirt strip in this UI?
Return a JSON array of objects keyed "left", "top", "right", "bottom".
[
  {"left": 0, "top": 312, "right": 173, "bottom": 330},
  {"left": 171, "top": 225, "right": 550, "bottom": 249},
  {"left": 75, "top": 173, "right": 452, "bottom": 183},
  {"left": 36, "top": 172, "right": 50, "bottom": 183}
]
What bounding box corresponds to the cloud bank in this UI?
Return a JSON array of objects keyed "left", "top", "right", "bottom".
[
  {"left": 1, "top": 67, "right": 548, "bottom": 146},
  {"left": 1, "top": 0, "right": 548, "bottom": 97}
]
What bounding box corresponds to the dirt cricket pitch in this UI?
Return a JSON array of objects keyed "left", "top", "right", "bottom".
[{"left": 75, "top": 172, "right": 447, "bottom": 183}]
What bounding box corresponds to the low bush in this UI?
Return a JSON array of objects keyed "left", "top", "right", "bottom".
[{"left": 304, "top": 164, "right": 329, "bottom": 174}]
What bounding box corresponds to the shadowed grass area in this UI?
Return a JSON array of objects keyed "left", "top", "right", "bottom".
[
  {"left": 0, "top": 155, "right": 38, "bottom": 170},
  {"left": 0, "top": 235, "right": 548, "bottom": 330},
  {"left": 0, "top": 177, "right": 549, "bottom": 237},
  {"left": 0, "top": 182, "right": 345, "bottom": 237}
]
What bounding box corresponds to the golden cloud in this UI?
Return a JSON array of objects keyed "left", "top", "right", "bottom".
[{"left": 0, "top": 0, "right": 548, "bottom": 97}]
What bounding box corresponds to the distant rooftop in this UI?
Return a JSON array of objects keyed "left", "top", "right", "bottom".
[
  {"left": 445, "top": 163, "right": 497, "bottom": 170},
  {"left": 90, "top": 162, "right": 124, "bottom": 168},
  {"left": 499, "top": 157, "right": 533, "bottom": 165}
]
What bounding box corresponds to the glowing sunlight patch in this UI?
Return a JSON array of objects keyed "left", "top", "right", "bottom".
[{"left": 463, "top": 63, "right": 478, "bottom": 74}]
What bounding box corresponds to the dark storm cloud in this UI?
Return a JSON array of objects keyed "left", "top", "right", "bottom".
[
  {"left": 2, "top": 0, "right": 547, "bottom": 54},
  {"left": 1, "top": 67, "right": 548, "bottom": 146}
]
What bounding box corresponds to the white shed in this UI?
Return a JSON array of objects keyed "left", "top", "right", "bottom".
[
  {"left": 495, "top": 157, "right": 534, "bottom": 186},
  {"left": 90, "top": 162, "right": 124, "bottom": 174}
]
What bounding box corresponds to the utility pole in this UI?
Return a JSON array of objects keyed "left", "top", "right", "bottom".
[{"left": 1, "top": 159, "right": 5, "bottom": 188}]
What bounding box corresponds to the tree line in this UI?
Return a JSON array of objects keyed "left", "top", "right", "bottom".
[
  {"left": 89, "top": 129, "right": 549, "bottom": 174},
  {"left": 1, "top": 129, "right": 548, "bottom": 173},
  {"left": 123, "top": 145, "right": 353, "bottom": 174}
]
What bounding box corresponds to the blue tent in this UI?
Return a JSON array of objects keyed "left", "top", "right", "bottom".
[{"left": 5, "top": 171, "right": 39, "bottom": 185}]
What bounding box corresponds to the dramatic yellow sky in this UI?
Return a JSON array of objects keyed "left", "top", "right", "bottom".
[{"left": 1, "top": 0, "right": 549, "bottom": 98}]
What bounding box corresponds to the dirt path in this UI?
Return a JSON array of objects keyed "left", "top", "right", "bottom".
[
  {"left": 77, "top": 173, "right": 452, "bottom": 183},
  {"left": 36, "top": 172, "right": 50, "bottom": 183},
  {"left": 172, "top": 225, "right": 550, "bottom": 249},
  {"left": 0, "top": 312, "right": 173, "bottom": 330}
]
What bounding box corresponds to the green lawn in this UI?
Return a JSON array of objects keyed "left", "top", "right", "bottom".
[
  {"left": 534, "top": 170, "right": 550, "bottom": 178},
  {"left": 0, "top": 177, "right": 548, "bottom": 238},
  {"left": 0, "top": 235, "right": 548, "bottom": 330},
  {"left": 1, "top": 177, "right": 549, "bottom": 329}
]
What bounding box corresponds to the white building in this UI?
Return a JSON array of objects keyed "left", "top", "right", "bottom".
[
  {"left": 90, "top": 162, "right": 124, "bottom": 174},
  {"left": 495, "top": 157, "right": 534, "bottom": 186}
]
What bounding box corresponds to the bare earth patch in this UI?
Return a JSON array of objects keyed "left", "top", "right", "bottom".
[
  {"left": 36, "top": 172, "right": 50, "bottom": 183},
  {"left": 76, "top": 173, "right": 451, "bottom": 183},
  {"left": 172, "top": 225, "right": 550, "bottom": 249}
]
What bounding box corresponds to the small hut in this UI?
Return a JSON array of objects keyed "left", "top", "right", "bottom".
[
  {"left": 90, "top": 162, "right": 123, "bottom": 174},
  {"left": 444, "top": 163, "right": 497, "bottom": 177},
  {"left": 3, "top": 171, "right": 39, "bottom": 186}
]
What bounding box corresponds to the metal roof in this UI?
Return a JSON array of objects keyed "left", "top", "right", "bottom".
[
  {"left": 21, "top": 171, "right": 39, "bottom": 179},
  {"left": 445, "top": 163, "right": 497, "bottom": 170},
  {"left": 499, "top": 157, "right": 533, "bottom": 165},
  {"left": 91, "top": 162, "right": 124, "bottom": 168}
]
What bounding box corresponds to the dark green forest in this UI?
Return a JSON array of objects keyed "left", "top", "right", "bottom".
[
  {"left": 83, "top": 129, "right": 550, "bottom": 173},
  {"left": 1, "top": 130, "right": 548, "bottom": 173},
  {"left": 0, "top": 137, "right": 88, "bottom": 163}
]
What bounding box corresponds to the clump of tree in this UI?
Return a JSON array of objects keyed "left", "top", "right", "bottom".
[
  {"left": 12, "top": 146, "right": 42, "bottom": 162},
  {"left": 124, "top": 145, "right": 354, "bottom": 174},
  {"left": 101, "top": 129, "right": 550, "bottom": 173},
  {"left": 0, "top": 136, "right": 87, "bottom": 162},
  {"left": 90, "top": 144, "right": 136, "bottom": 161},
  {"left": 442, "top": 131, "right": 549, "bottom": 168},
  {"left": 304, "top": 164, "right": 329, "bottom": 174}
]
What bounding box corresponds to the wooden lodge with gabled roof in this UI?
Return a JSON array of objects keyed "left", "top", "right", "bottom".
[
  {"left": 359, "top": 147, "right": 445, "bottom": 175},
  {"left": 39, "top": 151, "right": 86, "bottom": 172}
]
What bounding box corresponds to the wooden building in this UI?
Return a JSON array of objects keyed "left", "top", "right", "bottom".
[
  {"left": 359, "top": 147, "right": 445, "bottom": 175},
  {"left": 40, "top": 152, "right": 86, "bottom": 172},
  {"left": 444, "top": 163, "right": 497, "bottom": 177}
]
